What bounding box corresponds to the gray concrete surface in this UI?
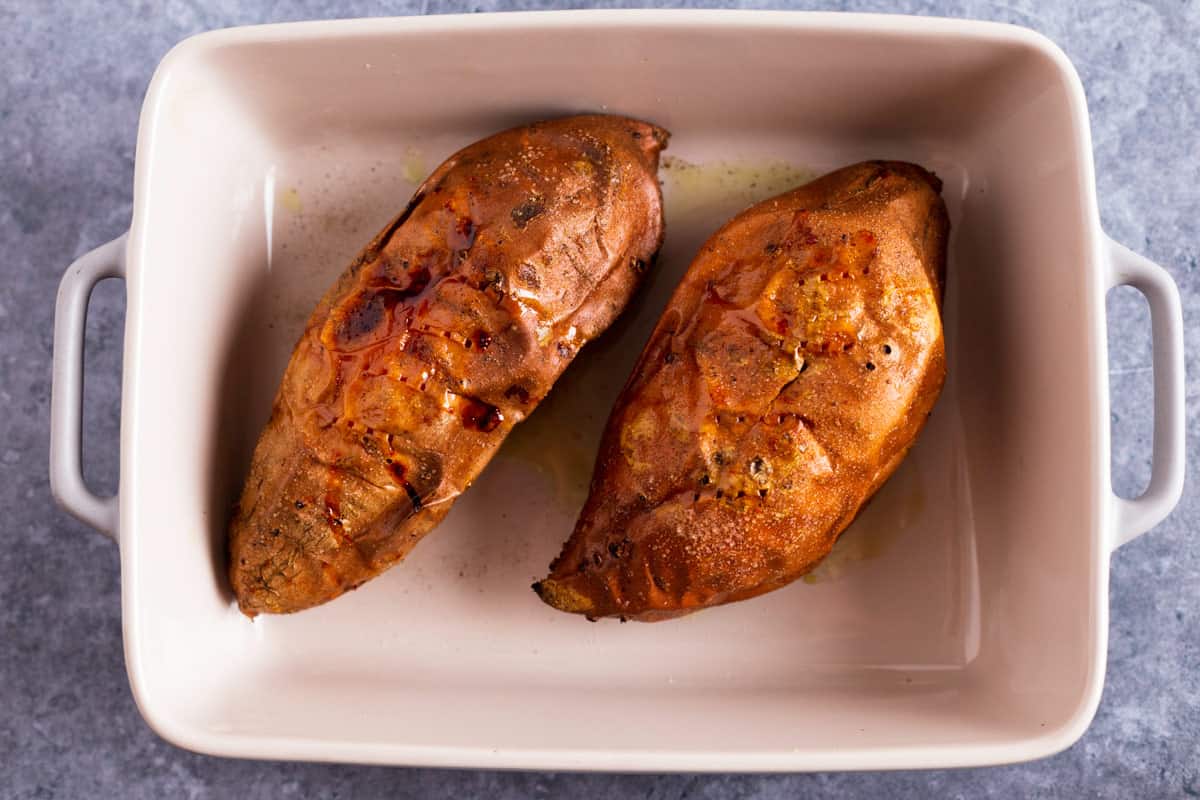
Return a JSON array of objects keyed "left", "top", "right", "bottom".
[{"left": 2, "top": 0, "right": 1197, "bottom": 797}]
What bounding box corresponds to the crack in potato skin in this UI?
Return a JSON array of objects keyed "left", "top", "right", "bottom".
[
  {"left": 535, "top": 161, "right": 948, "bottom": 621},
  {"left": 229, "top": 115, "right": 668, "bottom": 616}
]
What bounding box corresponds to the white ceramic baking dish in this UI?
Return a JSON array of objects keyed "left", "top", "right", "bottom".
[{"left": 50, "top": 11, "right": 1185, "bottom": 771}]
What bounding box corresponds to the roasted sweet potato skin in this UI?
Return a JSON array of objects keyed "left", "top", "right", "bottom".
[
  {"left": 535, "top": 161, "right": 948, "bottom": 621},
  {"left": 229, "top": 115, "right": 667, "bottom": 615}
]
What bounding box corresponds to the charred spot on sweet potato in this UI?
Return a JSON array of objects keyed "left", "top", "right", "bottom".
[
  {"left": 332, "top": 291, "right": 389, "bottom": 345},
  {"left": 510, "top": 197, "right": 545, "bottom": 228},
  {"left": 461, "top": 398, "right": 504, "bottom": 433},
  {"left": 504, "top": 384, "right": 532, "bottom": 404}
]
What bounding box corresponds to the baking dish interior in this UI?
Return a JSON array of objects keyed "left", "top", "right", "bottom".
[{"left": 124, "top": 14, "right": 1103, "bottom": 766}]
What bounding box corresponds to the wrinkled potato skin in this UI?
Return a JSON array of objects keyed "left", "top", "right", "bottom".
[
  {"left": 535, "top": 161, "right": 948, "bottom": 621},
  {"left": 229, "top": 115, "right": 668, "bottom": 615}
]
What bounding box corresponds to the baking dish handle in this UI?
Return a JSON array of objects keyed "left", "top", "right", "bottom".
[
  {"left": 1105, "top": 236, "right": 1185, "bottom": 549},
  {"left": 49, "top": 233, "right": 127, "bottom": 540}
]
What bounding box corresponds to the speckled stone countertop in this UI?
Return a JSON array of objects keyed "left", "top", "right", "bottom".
[{"left": 3, "top": 1, "right": 1197, "bottom": 797}]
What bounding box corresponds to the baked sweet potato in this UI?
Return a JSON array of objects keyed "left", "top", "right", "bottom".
[
  {"left": 535, "top": 161, "right": 947, "bottom": 621},
  {"left": 229, "top": 115, "right": 668, "bottom": 615}
]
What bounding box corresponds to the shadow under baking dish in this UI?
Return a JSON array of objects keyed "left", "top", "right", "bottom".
[{"left": 123, "top": 15, "right": 1103, "bottom": 766}]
